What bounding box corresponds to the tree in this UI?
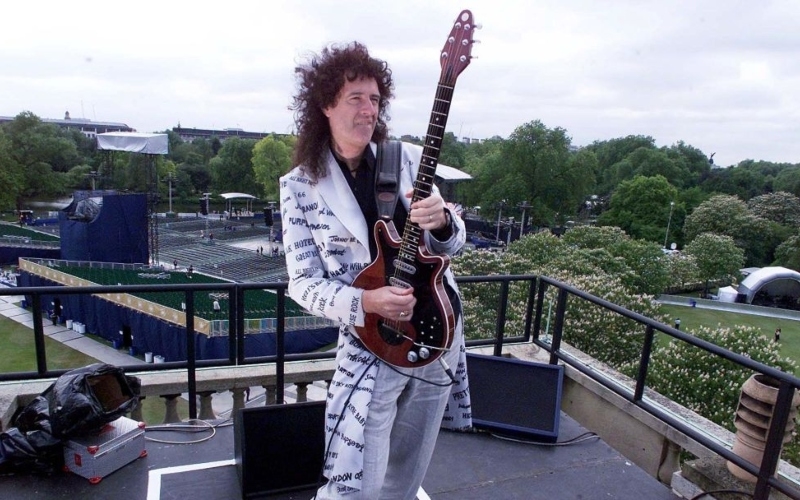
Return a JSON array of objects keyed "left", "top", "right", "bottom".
[
  {"left": 585, "top": 135, "right": 657, "bottom": 194},
  {"left": 2, "top": 111, "right": 80, "bottom": 199},
  {"left": 683, "top": 233, "right": 744, "bottom": 297},
  {"left": 208, "top": 138, "right": 257, "bottom": 195},
  {"left": 684, "top": 194, "right": 783, "bottom": 266},
  {"left": 649, "top": 324, "right": 795, "bottom": 432},
  {"left": 747, "top": 191, "right": 800, "bottom": 226},
  {"left": 773, "top": 234, "right": 800, "bottom": 272},
  {"left": 597, "top": 175, "right": 680, "bottom": 243},
  {"left": 683, "top": 194, "right": 749, "bottom": 242},
  {"left": 0, "top": 129, "right": 24, "bottom": 210},
  {"left": 252, "top": 135, "right": 293, "bottom": 202},
  {"left": 489, "top": 120, "right": 594, "bottom": 226},
  {"left": 438, "top": 132, "right": 466, "bottom": 169},
  {"left": 773, "top": 166, "right": 800, "bottom": 198},
  {"left": 558, "top": 225, "right": 669, "bottom": 295}
]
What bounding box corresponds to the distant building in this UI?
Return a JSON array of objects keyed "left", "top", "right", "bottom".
[
  {"left": 0, "top": 111, "right": 135, "bottom": 138},
  {"left": 172, "top": 126, "right": 287, "bottom": 143}
]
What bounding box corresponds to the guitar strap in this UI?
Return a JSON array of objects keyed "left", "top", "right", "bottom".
[{"left": 375, "top": 140, "right": 402, "bottom": 220}]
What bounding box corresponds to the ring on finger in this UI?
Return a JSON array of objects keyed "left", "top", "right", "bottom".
[
  {"left": 399, "top": 311, "right": 407, "bottom": 318},
  {"left": 428, "top": 214, "right": 433, "bottom": 222}
]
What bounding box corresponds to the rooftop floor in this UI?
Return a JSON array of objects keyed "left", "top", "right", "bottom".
[{"left": 1, "top": 410, "right": 680, "bottom": 500}]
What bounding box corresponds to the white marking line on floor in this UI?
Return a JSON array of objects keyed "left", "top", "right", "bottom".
[{"left": 146, "top": 459, "right": 236, "bottom": 500}]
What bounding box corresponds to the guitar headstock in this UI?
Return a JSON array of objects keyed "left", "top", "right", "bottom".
[{"left": 440, "top": 9, "right": 477, "bottom": 85}]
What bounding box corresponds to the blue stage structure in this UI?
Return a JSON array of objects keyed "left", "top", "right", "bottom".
[
  {"left": 59, "top": 191, "right": 149, "bottom": 264},
  {"left": 17, "top": 259, "right": 338, "bottom": 361}
]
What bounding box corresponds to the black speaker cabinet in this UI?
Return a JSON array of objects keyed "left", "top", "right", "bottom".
[
  {"left": 467, "top": 353, "right": 564, "bottom": 442},
  {"left": 234, "top": 400, "right": 326, "bottom": 498}
]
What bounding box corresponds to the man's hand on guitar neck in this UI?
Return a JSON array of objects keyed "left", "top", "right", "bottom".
[
  {"left": 407, "top": 190, "right": 449, "bottom": 232},
  {"left": 362, "top": 285, "right": 416, "bottom": 322}
]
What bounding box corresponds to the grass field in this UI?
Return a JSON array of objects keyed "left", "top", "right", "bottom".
[{"left": 0, "top": 313, "right": 189, "bottom": 424}]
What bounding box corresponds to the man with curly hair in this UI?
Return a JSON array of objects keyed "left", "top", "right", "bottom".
[{"left": 279, "top": 42, "right": 470, "bottom": 499}]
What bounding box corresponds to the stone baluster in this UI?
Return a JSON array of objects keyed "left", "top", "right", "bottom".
[
  {"left": 263, "top": 384, "right": 277, "bottom": 405},
  {"left": 231, "top": 387, "right": 248, "bottom": 414},
  {"left": 198, "top": 391, "right": 216, "bottom": 420},
  {"left": 295, "top": 382, "right": 309, "bottom": 402},
  {"left": 162, "top": 394, "right": 182, "bottom": 423}
]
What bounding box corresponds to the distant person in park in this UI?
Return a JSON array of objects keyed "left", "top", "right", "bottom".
[
  {"left": 775, "top": 327, "right": 781, "bottom": 342},
  {"left": 187, "top": 265, "right": 194, "bottom": 279}
]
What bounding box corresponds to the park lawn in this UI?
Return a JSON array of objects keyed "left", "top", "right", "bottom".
[
  {"left": 658, "top": 303, "right": 800, "bottom": 376},
  {"left": 0, "top": 314, "right": 189, "bottom": 424},
  {"left": 0, "top": 314, "right": 98, "bottom": 371}
]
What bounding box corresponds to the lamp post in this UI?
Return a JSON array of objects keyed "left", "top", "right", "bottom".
[
  {"left": 166, "top": 172, "right": 175, "bottom": 214},
  {"left": 203, "top": 192, "right": 211, "bottom": 238},
  {"left": 517, "top": 200, "right": 531, "bottom": 238},
  {"left": 86, "top": 170, "right": 100, "bottom": 190},
  {"left": 496, "top": 200, "right": 506, "bottom": 241},
  {"left": 664, "top": 201, "right": 675, "bottom": 249},
  {"left": 267, "top": 200, "right": 277, "bottom": 251}
]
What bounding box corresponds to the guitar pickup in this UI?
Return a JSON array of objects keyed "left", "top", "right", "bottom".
[
  {"left": 389, "top": 277, "right": 412, "bottom": 289},
  {"left": 393, "top": 260, "right": 416, "bottom": 275}
]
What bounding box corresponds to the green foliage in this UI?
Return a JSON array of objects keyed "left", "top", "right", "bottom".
[
  {"left": 773, "top": 234, "right": 800, "bottom": 272},
  {"left": 456, "top": 228, "right": 666, "bottom": 373},
  {"left": 663, "top": 253, "right": 702, "bottom": 290},
  {"left": 451, "top": 249, "right": 533, "bottom": 340},
  {"left": 1, "top": 111, "right": 83, "bottom": 199},
  {"left": 252, "top": 135, "right": 293, "bottom": 202},
  {"left": 683, "top": 233, "right": 744, "bottom": 295},
  {"left": 208, "top": 138, "right": 258, "bottom": 195},
  {"left": 0, "top": 130, "right": 24, "bottom": 210},
  {"left": 648, "top": 324, "right": 796, "bottom": 432},
  {"left": 558, "top": 274, "right": 664, "bottom": 376},
  {"left": 747, "top": 191, "right": 800, "bottom": 226},
  {"left": 596, "top": 175, "right": 680, "bottom": 243},
  {"left": 459, "top": 120, "right": 595, "bottom": 227},
  {"left": 683, "top": 194, "right": 779, "bottom": 266}
]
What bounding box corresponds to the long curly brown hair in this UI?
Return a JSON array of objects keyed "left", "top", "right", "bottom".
[{"left": 290, "top": 41, "right": 394, "bottom": 180}]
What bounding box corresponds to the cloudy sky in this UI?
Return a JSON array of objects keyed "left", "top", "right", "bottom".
[{"left": 3, "top": 1, "right": 799, "bottom": 168}]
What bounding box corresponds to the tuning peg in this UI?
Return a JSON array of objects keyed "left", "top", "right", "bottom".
[
  {"left": 474, "top": 23, "right": 483, "bottom": 30},
  {"left": 472, "top": 39, "right": 482, "bottom": 44}
]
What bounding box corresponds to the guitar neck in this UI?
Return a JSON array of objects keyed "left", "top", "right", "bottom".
[
  {"left": 398, "top": 81, "right": 454, "bottom": 258},
  {"left": 415, "top": 81, "right": 455, "bottom": 203}
]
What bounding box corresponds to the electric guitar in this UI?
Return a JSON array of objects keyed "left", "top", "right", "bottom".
[{"left": 353, "top": 10, "right": 477, "bottom": 368}]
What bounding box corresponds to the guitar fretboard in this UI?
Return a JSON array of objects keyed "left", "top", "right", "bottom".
[{"left": 397, "top": 81, "right": 455, "bottom": 271}]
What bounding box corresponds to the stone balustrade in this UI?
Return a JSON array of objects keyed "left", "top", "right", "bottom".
[{"left": 0, "top": 358, "right": 337, "bottom": 430}]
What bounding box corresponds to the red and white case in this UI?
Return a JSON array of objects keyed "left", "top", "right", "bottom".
[{"left": 63, "top": 416, "right": 147, "bottom": 484}]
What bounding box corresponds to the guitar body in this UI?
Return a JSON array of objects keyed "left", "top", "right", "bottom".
[{"left": 354, "top": 220, "right": 455, "bottom": 368}]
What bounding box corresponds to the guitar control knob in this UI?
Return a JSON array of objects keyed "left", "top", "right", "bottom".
[
  {"left": 407, "top": 351, "right": 419, "bottom": 363},
  {"left": 419, "top": 347, "right": 430, "bottom": 360}
]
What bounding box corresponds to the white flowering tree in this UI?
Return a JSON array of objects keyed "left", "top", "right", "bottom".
[{"left": 647, "top": 324, "right": 799, "bottom": 463}]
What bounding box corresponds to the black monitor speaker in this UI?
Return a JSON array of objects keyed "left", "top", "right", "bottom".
[
  {"left": 234, "top": 400, "right": 326, "bottom": 498},
  {"left": 467, "top": 353, "right": 564, "bottom": 443}
]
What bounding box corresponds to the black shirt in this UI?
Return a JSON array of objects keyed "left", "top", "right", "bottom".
[{"left": 335, "top": 146, "right": 407, "bottom": 261}]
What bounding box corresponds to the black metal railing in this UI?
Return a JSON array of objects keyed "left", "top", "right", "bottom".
[{"left": 1, "top": 273, "right": 799, "bottom": 499}]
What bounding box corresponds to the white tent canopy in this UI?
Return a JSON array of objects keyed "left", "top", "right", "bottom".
[
  {"left": 738, "top": 266, "right": 800, "bottom": 304},
  {"left": 97, "top": 132, "right": 169, "bottom": 155},
  {"left": 436, "top": 164, "right": 472, "bottom": 181},
  {"left": 219, "top": 192, "right": 258, "bottom": 215}
]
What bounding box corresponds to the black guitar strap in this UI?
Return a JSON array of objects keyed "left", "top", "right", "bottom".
[{"left": 375, "top": 140, "right": 402, "bottom": 220}]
